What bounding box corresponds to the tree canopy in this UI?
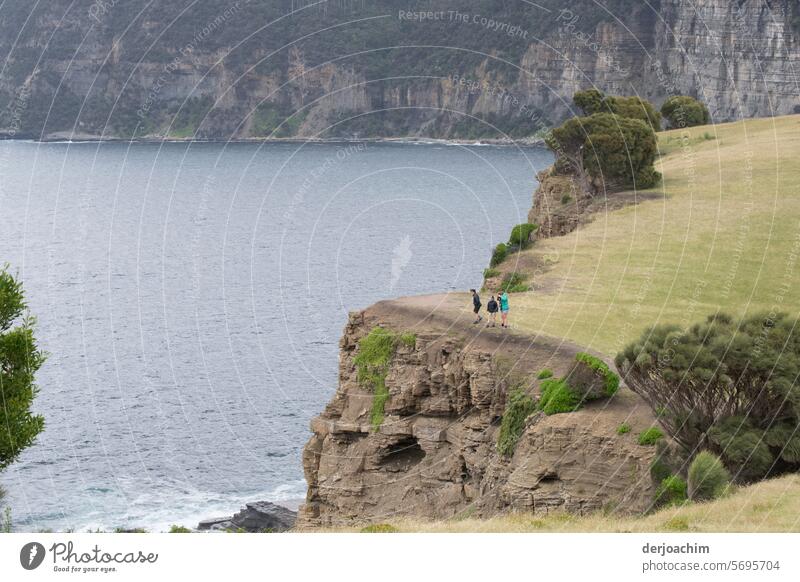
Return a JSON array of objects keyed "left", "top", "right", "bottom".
[{"left": 0, "top": 267, "right": 45, "bottom": 471}]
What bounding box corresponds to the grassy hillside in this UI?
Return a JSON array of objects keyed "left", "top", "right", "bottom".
[
  {"left": 511, "top": 114, "right": 800, "bottom": 356},
  {"left": 349, "top": 474, "right": 800, "bottom": 532}
]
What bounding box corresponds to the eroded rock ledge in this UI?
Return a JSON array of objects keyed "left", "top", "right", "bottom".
[{"left": 297, "top": 298, "right": 657, "bottom": 528}]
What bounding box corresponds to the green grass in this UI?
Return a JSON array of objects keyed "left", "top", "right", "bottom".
[
  {"left": 537, "top": 369, "right": 553, "bottom": 379},
  {"left": 617, "top": 423, "right": 631, "bottom": 435},
  {"left": 638, "top": 427, "right": 664, "bottom": 446},
  {"left": 511, "top": 115, "right": 800, "bottom": 356},
  {"left": 497, "top": 388, "right": 537, "bottom": 456},
  {"left": 353, "top": 326, "right": 417, "bottom": 431},
  {"left": 500, "top": 272, "right": 529, "bottom": 293},
  {"left": 360, "top": 523, "right": 399, "bottom": 533},
  {"left": 539, "top": 378, "right": 580, "bottom": 415}
]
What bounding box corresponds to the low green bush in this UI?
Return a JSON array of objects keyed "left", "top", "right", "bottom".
[
  {"left": 490, "top": 243, "right": 508, "bottom": 267},
  {"left": 398, "top": 333, "right": 416, "bottom": 349},
  {"left": 687, "top": 451, "right": 730, "bottom": 501},
  {"left": 497, "top": 388, "right": 537, "bottom": 456},
  {"left": 169, "top": 525, "right": 192, "bottom": 533},
  {"left": 655, "top": 475, "right": 687, "bottom": 506},
  {"left": 616, "top": 423, "right": 631, "bottom": 435},
  {"left": 561, "top": 194, "right": 572, "bottom": 205},
  {"left": 483, "top": 268, "right": 500, "bottom": 279},
  {"left": 660, "top": 95, "right": 710, "bottom": 129},
  {"left": 500, "top": 272, "right": 529, "bottom": 293},
  {"left": 537, "top": 369, "right": 553, "bottom": 379},
  {"left": 638, "top": 427, "right": 664, "bottom": 446},
  {"left": 539, "top": 378, "right": 580, "bottom": 415},
  {"left": 509, "top": 223, "right": 537, "bottom": 248}
]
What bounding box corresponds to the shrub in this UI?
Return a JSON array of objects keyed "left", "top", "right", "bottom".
[
  {"left": 500, "top": 272, "right": 529, "bottom": 293},
  {"left": 560, "top": 194, "right": 572, "bottom": 205},
  {"left": 660, "top": 95, "right": 710, "bottom": 129},
  {"left": 509, "top": 223, "right": 537, "bottom": 248},
  {"left": 497, "top": 388, "right": 537, "bottom": 456},
  {"left": 360, "top": 523, "right": 399, "bottom": 533},
  {"left": 546, "top": 112, "right": 660, "bottom": 190},
  {"left": 483, "top": 268, "right": 500, "bottom": 279},
  {"left": 688, "top": 451, "right": 730, "bottom": 502},
  {"left": 638, "top": 427, "right": 664, "bottom": 446},
  {"left": 617, "top": 312, "right": 800, "bottom": 480},
  {"left": 0, "top": 266, "right": 46, "bottom": 472},
  {"left": 490, "top": 243, "right": 508, "bottom": 267},
  {"left": 539, "top": 378, "right": 580, "bottom": 415},
  {"left": 650, "top": 453, "right": 672, "bottom": 484},
  {"left": 617, "top": 423, "right": 631, "bottom": 435},
  {"left": 537, "top": 369, "right": 553, "bottom": 379},
  {"left": 169, "top": 525, "right": 192, "bottom": 533},
  {"left": 575, "top": 352, "right": 619, "bottom": 397},
  {"left": 573, "top": 89, "right": 661, "bottom": 130},
  {"left": 655, "top": 475, "right": 687, "bottom": 506}
]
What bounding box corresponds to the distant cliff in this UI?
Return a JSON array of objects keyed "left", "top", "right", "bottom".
[{"left": 1, "top": 0, "right": 798, "bottom": 140}]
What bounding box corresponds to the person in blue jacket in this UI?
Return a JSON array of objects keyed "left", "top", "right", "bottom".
[{"left": 499, "top": 291, "right": 510, "bottom": 328}]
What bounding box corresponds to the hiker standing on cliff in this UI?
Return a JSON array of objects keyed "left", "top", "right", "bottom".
[
  {"left": 471, "top": 289, "right": 482, "bottom": 324},
  {"left": 487, "top": 295, "right": 498, "bottom": 327},
  {"left": 499, "top": 291, "right": 510, "bottom": 328}
]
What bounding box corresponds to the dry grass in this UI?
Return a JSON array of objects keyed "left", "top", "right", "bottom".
[
  {"left": 510, "top": 114, "right": 800, "bottom": 355},
  {"left": 340, "top": 474, "right": 800, "bottom": 533}
]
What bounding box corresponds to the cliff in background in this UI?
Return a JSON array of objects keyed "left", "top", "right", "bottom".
[
  {"left": 298, "top": 295, "right": 657, "bottom": 528},
  {"left": 1, "top": 0, "right": 798, "bottom": 140}
]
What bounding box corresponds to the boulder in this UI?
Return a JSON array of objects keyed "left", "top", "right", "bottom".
[{"left": 197, "top": 501, "right": 297, "bottom": 532}]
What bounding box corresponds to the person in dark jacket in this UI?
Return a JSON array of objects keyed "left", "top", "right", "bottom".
[
  {"left": 470, "top": 289, "right": 482, "bottom": 323},
  {"left": 486, "top": 295, "right": 498, "bottom": 327}
]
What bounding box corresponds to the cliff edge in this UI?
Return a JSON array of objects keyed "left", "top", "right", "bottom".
[{"left": 298, "top": 294, "right": 657, "bottom": 528}]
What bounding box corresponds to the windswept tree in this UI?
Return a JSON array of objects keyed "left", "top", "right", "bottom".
[
  {"left": 573, "top": 89, "right": 662, "bottom": 131},
  {"left": 616, "top": 312, "right": 800, "bottom": 481},
  {"left": 0, "top": 266, "right": 45, "bottom": 472},
  {"left": 546, "top": 112, "right": 660, "bottom": 191}
]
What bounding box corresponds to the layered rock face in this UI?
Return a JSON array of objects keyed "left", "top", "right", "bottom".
[
  {"left": 1, "top": 1, "right": 796, "bottom": 139},
  {"left": 298, "top": 300, "right": 657, "bottom": 528}
]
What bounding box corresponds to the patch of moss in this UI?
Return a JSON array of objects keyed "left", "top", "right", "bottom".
[
  {"left": 575, "top": 352, "right": 619, "bottom": 396},
  {"left": 497, "top": 388, "right": 537, "bottom": 456},
  {"left": 539, "top": 378, "right": 580, "bottom": 415},
  {"left": 353, "top": 327, "right": 416, "bottom": 431}
]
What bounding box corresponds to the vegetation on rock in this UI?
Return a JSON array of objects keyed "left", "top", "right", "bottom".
[
  {"left": 0, "top": 266, "right": 46, "bottom": 472},
  {"left": 353, "top": 326, "right": 414, "bottom": 431},
  {"left": 497, "top": 387, "right": 537, "bottom": 456},
  {"left": 508, "top": 223, "right": 537, "bottom": 248},
  {"left": 574, "top": 352, "right": 619, "bottom": 397},
  {"left": 539, "top": 378, "right": 580, "bottom": 415},
  {"left": 500, "top": 272, "right": 529, "bottom": 293},
  {"left": 537, "top": 369, "right": 553, "bottom": 379},
  {"left": 490, "top": 243, "right": 508, "bottom": 268},
  {"left": 616, "top": 423, "right": 631, "bottom": 435}
]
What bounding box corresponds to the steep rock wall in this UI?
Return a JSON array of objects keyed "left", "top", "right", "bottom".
[
  {"left": 1, "top": 1, "right": 797, "bottom": 139},
  {"left": 298, "top": 302, "right": 657, "bottom": 528}
]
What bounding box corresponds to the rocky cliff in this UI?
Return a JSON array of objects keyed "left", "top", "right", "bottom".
[
  {"left": 1, "top": 0, "right": 797, "bottom": 140},
  {"left": 298, "top": 295, "right": 657, "bottom": 528}
]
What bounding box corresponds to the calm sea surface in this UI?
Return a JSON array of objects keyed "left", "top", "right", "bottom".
[{"left": 0, "top": 140, "right": 551, "bottom": 532}]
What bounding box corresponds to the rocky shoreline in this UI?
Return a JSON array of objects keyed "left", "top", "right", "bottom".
[{"left": 197, "top": 501, "right": 297, "bottom": 533}]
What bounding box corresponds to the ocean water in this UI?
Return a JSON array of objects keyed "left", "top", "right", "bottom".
[{"left": 0, "top": 139, "right": 552, "bottom": 532}]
